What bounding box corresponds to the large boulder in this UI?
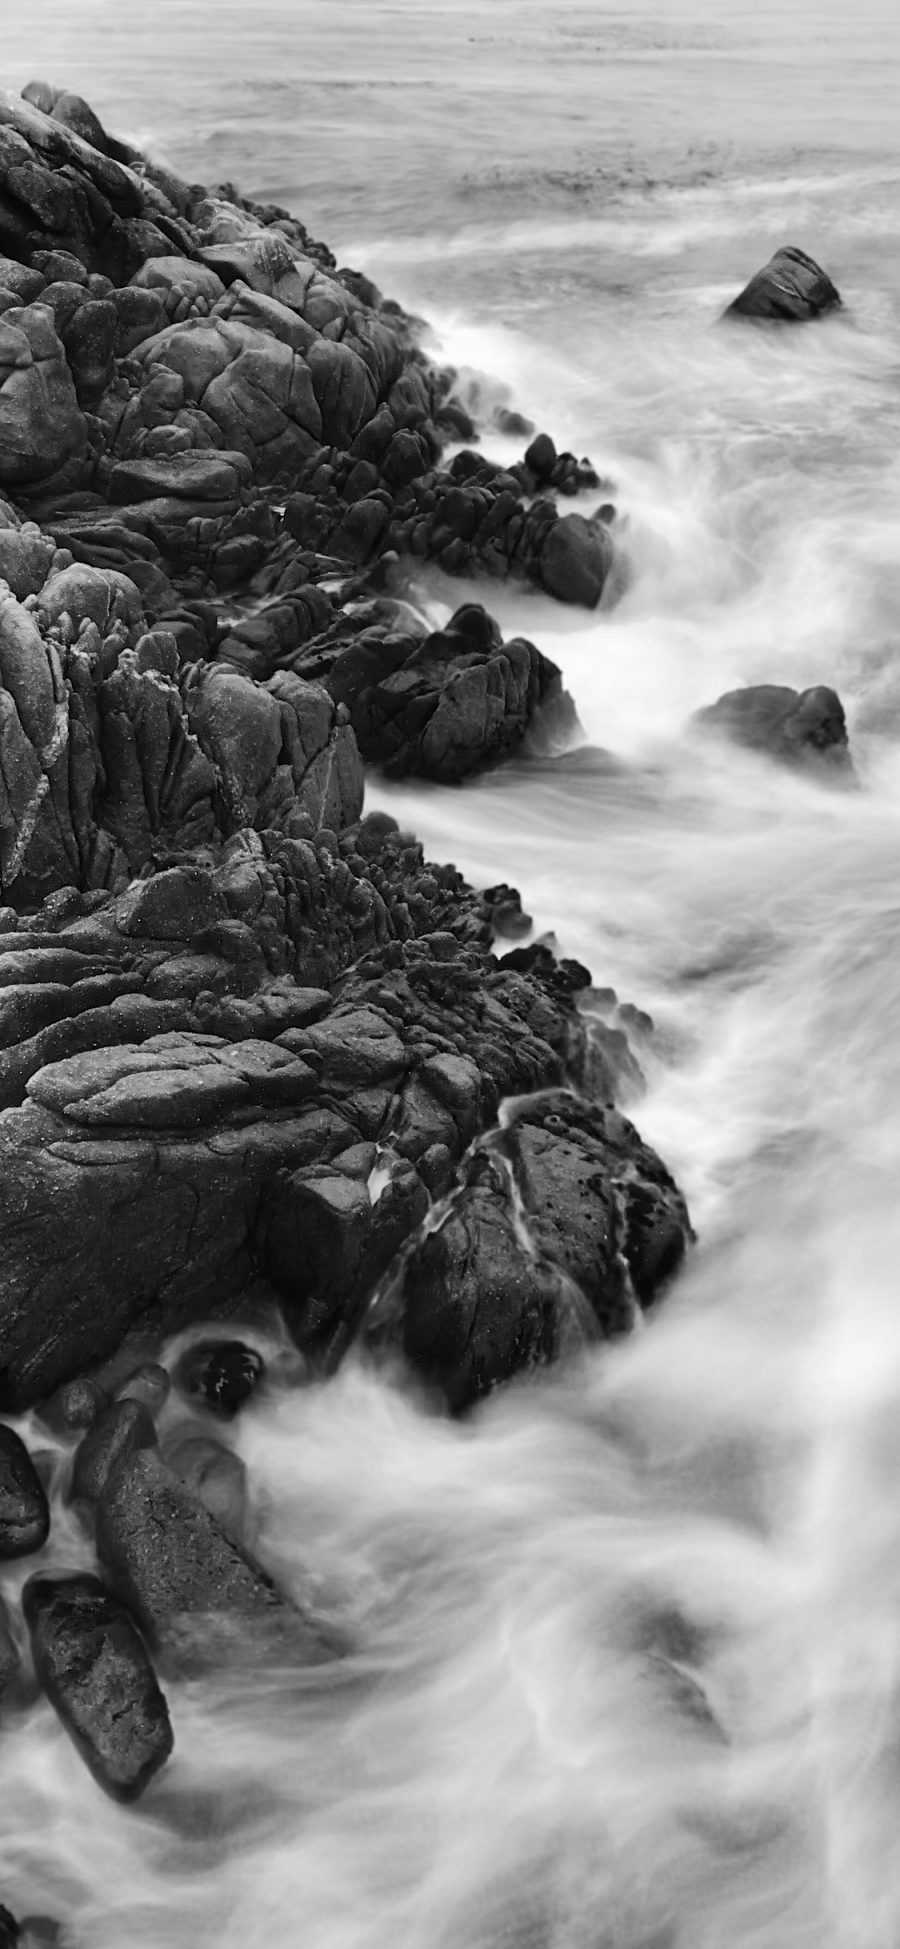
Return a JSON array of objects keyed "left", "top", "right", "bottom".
[
  {"left": 693, "top": 683, "right": 854, "bottom": 775},
  {"left": 539, "top": 511, "right": 614, "bottom": 606},
  {"left": 725, "top": 247, "right": 841, "bottom": 323},
  {"left": 0, "top": 304, "right": 87, "bottom": 488},
  {"left": 23, "top": 1570, "right": 173, "bottom": 1800},
  {"left": 395, "top": 1092, "right": 691, "bottom": 1410}
]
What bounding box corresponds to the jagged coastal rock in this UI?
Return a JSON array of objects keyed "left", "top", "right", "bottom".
[
  {"left": 0, "top": 78, "right": 696, "bottom": 1910},
  {"left": 724, "top": 245, "right": 842, "bottom": 322}
]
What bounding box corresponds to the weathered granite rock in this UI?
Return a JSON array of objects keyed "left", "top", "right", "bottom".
[
  {"left": 0, "top": 305, "right": 87, "bottom": 489},
  {"left": 0, "top": 570, "right": 363, "bottom": 905},
  {"left": 0, "top": 1424, "right": 50, "bottom": 1556},
  {"left": 693, "top": 683, "right": 853, "bottom": 775},
  {"left": 725, "top": 247, "right": 842, "bottom": 323},
  {"left": 283, "top": 441, "right": 618, "bottom": 605},
  {"left": 23, "top": 1570, "right": 173, "bottom": 1800},
  {"left": 0, "top": 84, "right": 690, "bottom": 1430},
  {"left": 395, "top": 1092, "right": 691, "bottom": 1410},
  {"left": 0, "top": 819, "right": 594, "bottom": 1405},
  {"left": 290, "top": 602, "right": 577, "bottom": 781}
]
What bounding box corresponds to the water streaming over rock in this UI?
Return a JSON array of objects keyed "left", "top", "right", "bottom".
[{"left": 4, "top": 1, "right": 900, "bottom": 1943}]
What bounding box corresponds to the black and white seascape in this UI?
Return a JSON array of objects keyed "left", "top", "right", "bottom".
[{"left": 1, "top": 2, "right": 900, "bottom": 1945}]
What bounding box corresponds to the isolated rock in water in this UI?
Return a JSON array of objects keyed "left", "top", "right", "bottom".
[
  {"left": 0, "top": 1424, "right": 50, "bottom": 1556},
  {"left": 94, "top": 1447, "right": 336, "bottom": 1666},
  {"left": 397, "top": 1092, "right": 691, "bottom": 1410},
  {"left": 23, "top": 1571, "right": 173, "bottom": 1801},
  {"left": 693, "top": 683, "right": 853, "bottom": 775},
  {"left": 725, "top": 246, "right": 841, "bottom": 322},
  {"left": 539, "top": 511, "right": 614, "bottom": 606},
  {"left": 178, "top": 1339, "right": 264, "bottom": 1419}
]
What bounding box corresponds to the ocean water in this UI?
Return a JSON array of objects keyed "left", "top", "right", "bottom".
[{"left": 5, "top": 4, "right": 900, "bottom": 1945}]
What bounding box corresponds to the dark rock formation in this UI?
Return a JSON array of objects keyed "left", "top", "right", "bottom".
[
  {"left": 0, "top": 816, "right": 592, "bottom": 1408},
  {"left": 0, "top": 1425, "right": 50, "bottom": 1556},
  {"left": 288, "top": 601, "right": 577, "bottom": 781},
  {"left": 393, "top": 1092, "right": 691, "bottom": 1411},
  {"left": 0, "top": 556, "right": 362, "bottom": 908},
  {"left": 72, "top": 1398, "right": 157, "bottom": 1503},
  {"left": 693, "top": 683, "right": 853, "bottom": 775},
  {"left": 724, "top": 247, "right": 841, "bottom": 323},
  {"left": 0, "top": 78, "right": 691, "bottom": 1429},
  {"left": 23, "top": 1570, "right": 173, "bottom": 1799},
  {"left": 178, "top": 1339, "right": 264, "bottom": 1418}
]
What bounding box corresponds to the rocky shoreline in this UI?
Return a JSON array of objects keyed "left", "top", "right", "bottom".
[{"left": 0, "top": 77, "right": 847, "bottom": 1941}]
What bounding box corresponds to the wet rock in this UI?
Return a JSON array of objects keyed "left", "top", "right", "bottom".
[
  {"left": 295, "top": 603, "right": 577, "bottom": 783},
  {"left": 94, "top": 1447, "right": 335, "bottom": 1665},
  {"left": 725, "top": 246, "right": 842, "bottom": 322},
  {"left": 397, "top": 1094, "right": 691, "bottom": 1410},
  {"left": 72, "top": 1398, "right": 157, "bottom": 1503},
  {"left": 0, "top": 1425, "right": 50, "bottom": 1557},
  {"left": 178, "top": 1340, "right": 264, "bottom": 1419},
  {"left": 23, "top": 1570, "right": 173, "bottom": 1801},
  {"left": 397, "top": 1149, "right": 572, "bottom": 1412},
  {"left": 693, "top": 683, "right": 854, "bottom": 775}
]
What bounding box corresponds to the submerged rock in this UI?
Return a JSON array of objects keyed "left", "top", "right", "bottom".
[
  {"left": 23, "top": 1570, "right": 173, "bottom": 1800},
  {"left": 724, "top": 246, "right": 841, "bottom": 322},
  {"left": 693, "top": 683, "right": 853, "bottom": 776}
]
